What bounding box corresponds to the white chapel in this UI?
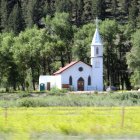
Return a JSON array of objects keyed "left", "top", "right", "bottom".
[{"left": 39, "top": 19, "right": 103, "bottom": 91}]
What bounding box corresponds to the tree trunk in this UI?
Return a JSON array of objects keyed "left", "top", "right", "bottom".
[
  {"left": 60, "top": 52, "right": 65, "bottom": 67},
  {"left": 21, "top": 83, "right": 25, "bottom": 91},
  {"left": 43, "top": 57, "right": 47, "bottom": 75}
]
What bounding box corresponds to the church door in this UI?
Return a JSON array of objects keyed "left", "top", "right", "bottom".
[
  {"left": 40, "top": 83, "right": 45, "bottom": 91},
  {"left": 77, "top": 77, "right": 84, "bottom": 91},
  {"left": 47, "top": 82, "right": 51, "bottom": 91}
]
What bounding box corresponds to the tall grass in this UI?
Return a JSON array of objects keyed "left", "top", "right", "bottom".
[
  {"left": 0, "top": 107, "right": 140, "bottom": 140},
  {"left": 0, "top": 92, "right": 140, "bottom": 107}
]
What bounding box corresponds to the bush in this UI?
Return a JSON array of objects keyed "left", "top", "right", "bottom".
[
  {"left": 0, "top": 91, "right": 140, "bottom": 107},
  {"left": 47, "top": 87, "right": 68, "bottom": 95},
  {"left": 18, "top": 92, "right": 31, "bottom": 98},
  {"left": 18, "top": 98, "right": 38, "bottom": 107}
]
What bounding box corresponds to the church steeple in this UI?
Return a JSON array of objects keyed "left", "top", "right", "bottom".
[
  {"left": 91, "top": 17, "right": 103, "bottom": 62},
  {"left": 91, "top": 28, "right": 102, "bottom": 46},
  {"left": 90, "top": 17, "right": 103, "bottom": 91},
  {"left": 91, "top": 17, "right": 103, "bottom": 46}
]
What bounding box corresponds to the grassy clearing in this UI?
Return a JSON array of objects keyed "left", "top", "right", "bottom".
[
  {"left": 0, "top": 107, "right": 140, "bottom": 140},
  {"left": 0, "top": 92, "right": 140, "bottom": 107}
]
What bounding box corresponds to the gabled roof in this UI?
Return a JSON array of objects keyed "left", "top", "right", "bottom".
[
  {"left": 91, "top": 28, "right": 103, "bottom": 46},
  {"left": 53, "top": 61, "right": 91, "bottom": 75}
]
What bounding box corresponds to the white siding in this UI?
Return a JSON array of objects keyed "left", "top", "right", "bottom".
[
  {"left": 55, "top": 74, "right": 62, "bottom": 89},
  {"left": 61, "top": 61, "right": 92, "bottom": 91},
  {"left": 39, "top": 75, "right": 56, "bottom": 90}
]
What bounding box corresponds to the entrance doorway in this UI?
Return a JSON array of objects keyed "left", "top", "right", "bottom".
[
  {"left": 40, "top": 83, "right": 45, "bottom": 91},
  {"left": 47, "top": 82, "right": 51, "bottom": 90},
  {"left": 77, "top": 77, "right": 84, "bottom": 91}
]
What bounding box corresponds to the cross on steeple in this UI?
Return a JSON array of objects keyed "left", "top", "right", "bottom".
[{"left": 95, "top": 17, "right": 99, "bottom": 29}]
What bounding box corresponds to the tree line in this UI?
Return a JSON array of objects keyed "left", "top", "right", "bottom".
[
  {"left": 0, "top": 0, "right": 140, "bottom": 91},
  {"left": 1, "top": 0, "right": 140, "bottom": 34}
]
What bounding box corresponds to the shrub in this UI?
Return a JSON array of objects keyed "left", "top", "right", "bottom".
[
  {"left": 18, "top": 92, "right": 31, "bottom": 98},
  {"left": 47, "top": 87, "right": 68, "bottom": 95},
  {"left": 18, "top": 98, "right": 38, "bottom": 107},
  {"left": 0, "top": 91, "right": 140, "bottom": 107}
]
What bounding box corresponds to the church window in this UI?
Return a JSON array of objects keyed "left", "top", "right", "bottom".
[
  {"left": 79, "top": 67, "right": 83, "bottom": 72},
  {"left": 88, "top": 76, "right": 91, "bottom": 85},
  {"left": 96, "top": 47, "right": 99, "bottom": 55},
  {"left": 69, "top": 76, "right": 73, "bottom": 85},
  {"left": 95, "top": 61, "right": 100, "bottom": 68}
]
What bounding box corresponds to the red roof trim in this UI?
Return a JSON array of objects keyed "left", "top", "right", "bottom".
[{"left": 53, "top": 61, "right": 91, "bottom": 75}]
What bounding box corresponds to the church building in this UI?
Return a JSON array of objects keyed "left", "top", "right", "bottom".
[{"left": 39, "top": 20, "right": 103, "bottom": 91}]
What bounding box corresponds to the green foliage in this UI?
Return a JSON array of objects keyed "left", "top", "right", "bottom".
[
  {"left": 48, "top": 87, "right": 68, "bottom": 95},
  {"left": 127, "top": 29, "right": 140, "bottom": 87},
  {"left": 18, "top": 98, "right": 38, "bottom": 107},
  {"left": 73, "top": 23, "right": 95, "bottom": 62},
  {"left": 0, "top": 92, "right": 140, "bottom": 107},
  {"left": 25, "top": 68, "right": 33, "bottom": 91},
  {"left": 128, "top": 0, "right": 139, "bottom": 29},
  {"left": 0, "top": 32, "right": 19, "bottom": 90},
  {"left": 1, "top": 0, "right": 140, "bottom": 33},
  {"left": 18, "top": 92, "right": 31, "bottom": 98}
]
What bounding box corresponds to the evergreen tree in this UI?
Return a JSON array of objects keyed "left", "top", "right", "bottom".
[
  {"left": 22, "top": 0, "right": 36, "bottom": 27},
  {"left": 0, "top": 0, "right": 8, "bottom": 32},
  {"left": 33, "top": 0, "right": 45, "bottom": 25},
  {"left": 71, "top": 0, "right": 84, "bottom": 26},
  {"left": 7, "top": 3, "right": 25, "bottom": 34},
  {"left": 83, "top": 0, "right": 93, "bottom": 22},
  {"left": 91, "top": 0, "right": 106, "bottom": 20},
  {"left": 121, "top": 0, "right": 130, "bottom": 14},
  {"left": 127, "top": 29, "right": 140, "bottom": 87},
  {"left": 43, "top": 0, "right": 55, "bottom": 16},
  {"left": 55, "top": 0, "right": 72, "bottom": 13},
  {"left": 111, "top": 0, "right": 118, "bottom": 18},
  {"left": 129, "top": 0, "right": 139, "bottom": 29}
]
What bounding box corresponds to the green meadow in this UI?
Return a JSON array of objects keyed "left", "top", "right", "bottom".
[
  {"left": 0, "top": 107, "right": 140, "bottom": 140},
  {"left": 0, "top": 92, "right": 140, "bottom": 139},
  {"left": 0, "top": 91, "right": 140, "bottom": 107}
]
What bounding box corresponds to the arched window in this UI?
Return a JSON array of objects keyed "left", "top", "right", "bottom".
[
  {"left": 69, "top": 76, "right": 72, "bottom": 85},
  {"left": 95, "top": 61, "right": 100, "bottom": 68},
  {"left": 88, "top": 76, "right": 91, "bottom": 86},
  {"left": 96, "top": 47, "right": 99, "bottom": 55}
]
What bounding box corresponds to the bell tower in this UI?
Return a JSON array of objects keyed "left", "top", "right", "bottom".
[{"left": 91, "top": 18, "right": 103, "bottom": 91}]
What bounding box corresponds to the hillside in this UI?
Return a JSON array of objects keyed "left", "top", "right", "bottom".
[{"left": 1, "top": 0, "right": 140, "bottom": 33}]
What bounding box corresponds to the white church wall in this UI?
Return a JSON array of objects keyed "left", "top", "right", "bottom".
[
  {"left": 39, "top": 75, "right": 56, "bottom": 90},
  {"left": 61, "top": 61, "right": 92, "bottom": 91},
  {"left": 91, "top": 57, "right": 103, "bottom": 91},
  {"left": 55, "top": 74, "right": 62, "bottom": 89}
]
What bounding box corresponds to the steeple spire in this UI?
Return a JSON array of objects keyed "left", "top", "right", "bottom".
[
  {"left": 90, "top": 17, "right": 103, "bottom": 91},
  {"left": 95, "top": 17, "right": 99, "bottom": 29},
  {"left": 91, "top": 18, "right": 102, "bottom": 46}
]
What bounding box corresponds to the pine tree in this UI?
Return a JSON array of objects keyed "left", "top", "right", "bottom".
[
  {"left": 0, "top": 0, "right": 8, "bottom": 32},
  {"left": 111, "top": 0, "right": 118, "bottom": 18},
  {"left": 22, "top": 0, "right": 36, "bottom": 27},
  {"left": 92, "top": 0, "right": 106, "bottom": 20},
  {"left": 43, "top": 0, "right": 55, "bottom": 16},
  {"left": 7, "top": 3, "right": 25, "bottom": 34},
  {"left": 33, "top": 0, "right": 45, "bottom": 25},
  {"left": 83, "top": 0, "right": 93, "bottom": 22},
  {"left": 55, "top": 0, "right": 72, "bottom": 13},
  {"left": 129, "top": 0, "right": 139, "bottom": 29},
  {"left": 121, "top": 0, "right": 131, "bottom": 14},
  {"left": 71, "top": 0, "right": 84, "bottom": 26}
]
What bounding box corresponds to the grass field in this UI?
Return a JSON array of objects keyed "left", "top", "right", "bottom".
[
  {"left": 0, "top": 92, "right": 140, "bottom": 107},
  {"left": 0, "top": 107, "right": 140, "bottom": 140}
]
